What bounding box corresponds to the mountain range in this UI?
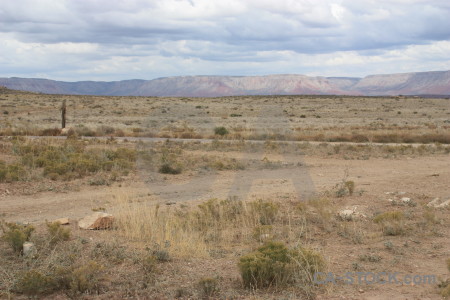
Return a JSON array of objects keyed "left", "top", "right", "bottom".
[{"left": 1, "top": 70, "right": 450, "bottom": 97}]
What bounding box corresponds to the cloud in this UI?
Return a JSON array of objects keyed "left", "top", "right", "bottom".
[{"left": 0, "top": 0, "right": 450, "bottom": 80}]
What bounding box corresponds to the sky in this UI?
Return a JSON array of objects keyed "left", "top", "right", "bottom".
[{"left": 1, "top": 0, "right": 450, "bottom": 81}]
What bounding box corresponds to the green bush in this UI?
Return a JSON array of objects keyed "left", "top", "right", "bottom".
[
  {"left": 16, "top": 270, "right": 54, "bottom": 296},
  {"left": 46, "top": 221, "right": 71, "bottom": 246},
  {"left": 373, "top": 211, "right": 405, "bottom": 236},
  {"left": 14, "top": 140, "right": 136, "bottom": 180},
  {"left": 69, "top": 261, "right": 104, "bottom": 294},
  {"left": 214, "top": 126, "right": 228, "bottom": 136},
  {"left": 0, "top": 222, "right": 35, "bottom": 254},
  {"left": 159, "top": 163, "right": 181, "bottom": 174},
  {"left": 0, "top": 161, "right": 25, "bottom": 182},
  {"left": 238, "top": 241, "right": 325, "bottom": 289},
  {"left": 197, "top": 277, "right": 219, "bottom": 297}
]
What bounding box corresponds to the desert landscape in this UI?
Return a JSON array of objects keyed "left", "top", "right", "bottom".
[{"left": 0, "top": 86, "right": 449, "bottom": 299}]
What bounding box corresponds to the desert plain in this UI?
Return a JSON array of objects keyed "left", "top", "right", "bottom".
[{"left": 0, "top": 87, "right": 449, "bottom": 299}]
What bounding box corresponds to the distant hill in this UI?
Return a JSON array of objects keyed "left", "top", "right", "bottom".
[{"left": 1, "top": 71, "right": 450, "bottom": 97}]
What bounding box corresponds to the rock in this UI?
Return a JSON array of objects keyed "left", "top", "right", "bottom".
[
  {"left": 52, "top": 217, "right": 69, "bottom": 225},
  {"left": 427, "top": 197, "right": 450, "bottom": 208},
  {"left": 61, "top": 127, "right": 74, "bottom": 135},
  {"left": 437, "top": 199, "right": 450, "bottom": 208},
  {"left": 23, "top": 242, "right": 36, "bottom": 257},
  {"left": 78, "top": 212, "right": 114, "bottom": 230},
  {"left": 259, "top": 234, "right": 271, "bottom": 241},
  {"left": 338, "top": 209, "right": 355, "bottom": 221},
  {"left": 401, "top": 197, "right": 411, "bottom": 203},
  {"left": 427, "top": 198, "right": 440, "bottom": 207}
]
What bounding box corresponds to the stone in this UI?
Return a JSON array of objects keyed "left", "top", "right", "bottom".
[
  {"left": 259, "top": 234, "right": 271, "bottom": 241},
  {"left": 427, "top": 197, "right": 450, "bottom": 208},
  {"left": 78, "top": 212, "right": 114, "bottom": 230},
  {"left": 338, "top": 209, "right": 355, "bottom": 221},
  {"left": 23, "top": 242, "right": 36, "bottom": 257},
  {"left": 401, "top": 197, "right": 411, "bottom": 203},
  {"left": 61, "top": 127, "right": 74, "bottom": 135},
  {"left": 52, "top": 217, "right": 69, "bottom": 225},
  {"left": 437, "top": 199, "right": 450, "bottom": 208}
]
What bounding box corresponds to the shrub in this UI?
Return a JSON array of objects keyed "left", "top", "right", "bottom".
[
  {"left": 0, "top": 161, "right": 25, "bottom": 182},
  {"left": 69, "top": 261, "right": 104, "bottom": 295},
  {"left": 373, "top": 211, "right": 404, "bottom": 223},
  {"left": 214, "top": 126, "right": 228, "bottom": 136},
  {"left": 197, "top": 277, "right": 219, "bottom": 297},
  {"left": 46, "top": 221, "right": 71, "bottom": 246},
  {"left": 253, "top": 225, "right": 273, "bottom": 242},
  {"left": 0, "top": 222, "right": 35, "bottom": 254},
  {"left": 447, "top": 258, "right": 450, "bottom": 273},
  {"left": 238, "top": 241, "right": 325, "bottom": 289},
  {"left": 345, "top": 181, "right": 355, "bottom": 195},
  {"left": 373, "top": 211, "right": 405, "bottom": 236},
  {"left": 40, "top": 128, "right": 61, "bottom": 136},
  {"left": 16, "top": 270, "right": 54, "bottom": 296},
  {"left": 159, "top": 163, "right": 181, "bottom": 174},
  {"left": 14, "top": 140, "right": 136, "bottom": 180},
  {"left": 250, "top": 200, "right": 279, "bottom": 225}
]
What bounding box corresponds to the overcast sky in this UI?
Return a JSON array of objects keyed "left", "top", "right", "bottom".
[{"left": 1, "top": 0, "right": 450, "bottom": 81}]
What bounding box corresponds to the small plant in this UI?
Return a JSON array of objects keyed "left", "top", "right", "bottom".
[
  {"left": 0, "top": 161, "right": 26, "bottom": 182},
  {"left": 141, "top": 255, "right": 157, "bottom": 273},
  {"left": 359, "top": 253, "right": 382, "bottom": 263},
  {"left": 250, "top": 200, "right": 279, "bottom": 225},
  {"left": 252, "top": 225, "right": 273, "bottom": 242},
  {"left": 16, "top": 270, "right": 54, "bottom": 296},
  {"left": 238, "top": 241, "right": 325, "bottom": 289},
  {"left": 345, "top": 181, "right": 355, "bottom": 195},
  {"left": 69, "top": 261, "right": 104, "bottom": 295},
  {"left": 0, "top": 221, "right": 35, "bottom": 254},
  {"left": 159, "top": 163, "right": 181, "bottom": 174},
  {"left": 447, "top": 258, "right": 450, "bottom": 272},
  {"left": 46, "top": 221, "right": 71, "bottom": 246},
  {"left": 384, "top": 240, "right": 394, "bottom": 250},
  {"left": 373, "top": 211, "right": 405, "bottom": 236},
  {"left": 334, "top": 180, "right": 355, "bottom": 197},
  {"left": 373, "top": 211, "right": 404, "bottom": 223},
  {"left": 197, "top": 277, "right": 219, "bottom": 298},
  {"left": 214, "top": 126, "right": 228, "bottom": 136}
]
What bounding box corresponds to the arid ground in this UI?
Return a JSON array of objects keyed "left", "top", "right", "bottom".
[{"left": 0, "top": 88, "right": 449, "bottom": 299}]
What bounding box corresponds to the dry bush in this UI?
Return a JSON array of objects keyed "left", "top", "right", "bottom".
[
  {"left": 196, "top": 277, "right": 219, "bottom": 298},
  {"left": 373, "top": 211, "right": 406, "bottom": 236}
]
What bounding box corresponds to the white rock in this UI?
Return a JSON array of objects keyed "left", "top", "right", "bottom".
[
  {"left": 52, "top": 217, "right": 69, "bottom": 225},
  {"left": 78, "top": 212, "right": 114, "bottom": 230},
  {"left": 401, "top": 197, "right": 411, "bottom": 203},
  {"left": 437, "top": 199, "right": 450, "bottom": 208},
  {"left": 338, "top": 209, "right": 355, "bottom": 221},
  {"left": 259, "top": 234, "right": 271, "bottom": 241},
  {"left": 23, "top": 242, "right": 36, "bottom": 257}
]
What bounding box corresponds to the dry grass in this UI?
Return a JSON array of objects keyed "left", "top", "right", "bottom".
[{"left": 112, "top": 195, "right": 285, "bottom": 258}]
